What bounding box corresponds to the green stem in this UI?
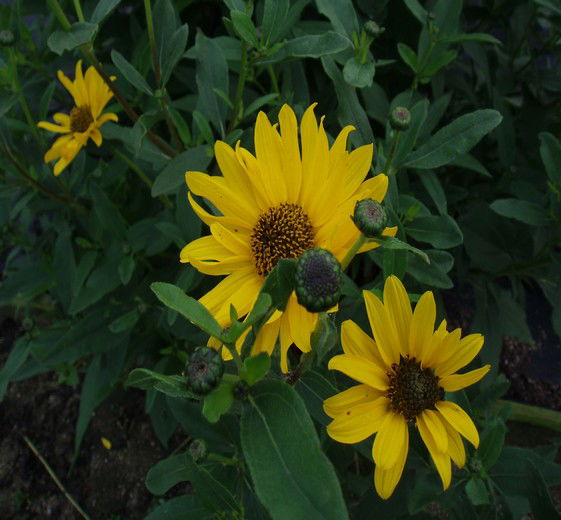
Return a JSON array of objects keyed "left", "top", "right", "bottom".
[
  {"left": 72, "top": 0, "right": 85, "bottom": 22},
  {"left": 109, "top": 144, "right": 172, "bottom": 209},
  {"left": 224, "top": 342, "right": 243, "bottom": 373},
  {"left": 144, "top": 0, "right": 160, "bottom": 84},
  {"left": 341, "top": 233, "right": 367, "bottom": 270},
  {"left": 208, "top": 453, "right": 238, "bottom": 466},
  {"left": 47, "top": 0, "right": 72, "bottom": 30},
  {"left": 384, "top": 130, "right": 401, "bottom": 175},
  {"left": 228, "top": 41, "right": 248, "bottom": 132},
  {"left": 497, "top": 399, "right": 561, "bottom": 433},
  {"left": 267, "top": 64, "right": 280, "bottom": 95}
]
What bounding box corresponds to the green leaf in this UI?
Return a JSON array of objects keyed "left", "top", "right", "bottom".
[
  {"left": 126, "top": 368, "right": 195, "bottom": 399},
  {"left": 241, "top": 352, "right": 271, "bottom": 385},
  {"left": 422, "top": 49, "right": 457, "bottom": 78},
  {"left": 404, "top": 110, "right": 503, "bottom": 169},
  {"left": 47, "top": 22, "right": 98, "bottom": 55},
  {"left": 243, "top": 93, "right": 279, "bottom": 118},
  {"left": 146, "top": 453, "right": 191, "bottom": 495},
  {"left": 242, "top": 380, "right": 349, "bottom": 520},
  {"left": 397, "top": 43, "right": 418, "bottom": 72},
  {"left": 375, "top": 236, "right": 430, "bottom": 264},
  {"left": 151, "top": 282, "right": 223, "bottom": 339},
  {"left": 262, "top": 0, "right": 290, "bottom": 45},
  {"left": 418, "top": 171, "right": 447, "bottom": 215},
  {"left": 260, "top": 258, "right": 297, "bottom": 311},
  {"left": 91, "top": 0, "right": 122, "bottom": 24},
  {"left": 161, "top": 24, "right": 189, "bottom": 85},
  {"left": 202, "top": 382, "right": 234, "bottom": 423},
  {"left": 145, "top": 495, "right": 209, "bottom": 520},
  {"left": 109, "top": 310, "right": 139, "bottom": 333},
  {"left": 465, "top": 477, "right": 490, "bottom": 506},
  {"left": 394, "top": 99, "right": 429, "bottom": 167},
  {"left": 407, "top": 249, "right": 454, "bottom": 289},
  {"left": 231, "top": 10, "right": 260, "bottom": 47},
  {"left": 449, "top": 153, "right": 492, "bottom": 178},
  {"left": 111, "top": 49, "right": 153, "bottom": 96},
  {"left": 479, "top": 419, "right": 506, "bottom": 470},
  {"left": 311, "top": 313, "right": 338, "bottom": 363},
  {"left": 118, "top": 255, "right": 135, "bottom": 285},
  {"left": 490, "top": 198, "right": 549, "bottom": 226},
  {"left": 406, "top": 215, "right": 463, "bottom": 248},
  {"left": 314, "top": 0, "right": 359, "bottom": 37},
  {"left": 260, "top": 32, "right": 351, "bottom": 63},
  {"left": 0, "top": 337, "right": 29, "bottom": 401},
  {"left": 441, "top": 32, "right": 501, "bottom": 44},
  {"left": 343, "top": 57, "right": 375, "bottom": 88},
  {"left": 527, "top": 459, "right": 561, "bottom": 518},
  {"left": 294, "top": 369, "right": 338, "bottom": 426},
  {"left": 152, "top": 145, "right": 212, "bottom": 196},
  {"left": 403, "top": 0, "right": 428, "bottom": 23},
  {"left": 539, "top": 132, "right": 561, "bottom": 184}
]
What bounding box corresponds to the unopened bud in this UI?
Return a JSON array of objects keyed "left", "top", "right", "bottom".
[
  {"left": 390, "top": 106, "right": 411, "bottom": 131},
  {"left": 0, "top": 30, "right": 15, "bottom": 46},
  {"left": 352, "top": 199, "right": 388, "bottom": 238},
  {"left": 189, "top": 439, "right": 208, "bottom": 462},
  {"left": 364, "top": 21, "right": 384, "bottom": 39},
  {"left": 295, "top": 248, "right": 342, "bottom": 313},
  {"left": 186, "top": 346, "right": 224, "bottom": 395}
]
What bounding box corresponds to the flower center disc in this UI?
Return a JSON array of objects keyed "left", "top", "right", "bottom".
[
  {"left": 386, "top": 355, "right": 443, "bottom": 421},
  {"left": 251, "top": 203, "right": 314, "bottom": 277},
  {"left": 70, "top": 106, "right": 93, "bottom": 133}
]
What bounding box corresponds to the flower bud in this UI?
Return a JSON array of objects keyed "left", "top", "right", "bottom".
[
  {"left": 186, "top": 346, "right": 224, "bottom": 395},
  {"left": 189, "top": 439, "right": 208, "bottom": 462},
  {"left": 295, "top": 248, "right": 342, "bottom": 313},
  {"left": 0, "top": 30, "right": 15, "bottom": 46},
  {"left": 352, "top": 199, "right": 388, "bottom": 238},
  {"left": 364, "top": 21, "right": 384, "bottom": 39},
  {"left": 390, "top": 106, "right": 411, "bottom": 131}
]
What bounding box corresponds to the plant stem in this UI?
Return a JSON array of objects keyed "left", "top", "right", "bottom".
[
  {"left": 341, "top": 233, "right": 368, "bottom": 270},
  {"left": 497, "top": 399, "right": 561, "bottom": 433},
  {"left": 22, "top": 435, "right": 91, "bottom": 520},
  {"left": 384, "top": 130, "right": 401, "bottom": 175},
  {"left": 72, "top": 0, "right": 85, "bottom": 22},
  {"left": 228, "top": 41, "right": 248, "bottom": 132},
  {"left": 47, "top": 0, "right": 71, "bottom": 30},
  {"left": 109, "top": 144, "right": 172, "bottom": 209},
  {"left": 208, "top": 453, "right": 238, "bottom": 466},
  {"left": 267, "top": 64, "right": 280, "bottom": 95},
  {"left": 144, "top": 0, "right": 160, "bottom": 84},
  {"left": 224, "top": 342, "right": 243, "bottom": 373}
]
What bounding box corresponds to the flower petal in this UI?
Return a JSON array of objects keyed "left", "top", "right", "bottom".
[
  {"left": 383, "top": 276, "right": 412, "bottom": 356},
  {"left": 418, "top": 409, "right": 448, "bottom": 453},
  {"left": 323, "top": 384, "right": 383, "bottom": 419},
  {"left": 363, "top": 290, "right": 399, "bottom": 367},
  {"left": 408, "top": 290, "right": 436, "bottom": 360},
  {"left": 340, "top": 319, "right": 384, "bottom": 366},
  {"left": 440, "top": 365, "right": 490, "bottom": 392},
  {"left": 37, "top": 121, "right": 70, "bottom": 134},
  {"left": 373, "top": 412, "right": 408, "bottom": 469},
  {"left": 442, "top": 418, "right": 466, "bottom": 468},
  {"left": 436, "top": 401, "right": 479, "bottom": 448},
  {"left": 327, "top": 397, "right": 389, "bottom": 444},
  {"left": 436, "top": 334, "right": 485, "bottom": 377},
  {"left": 417, "top": 410, "right": 452, "bottom": 490},
  {"left": 328, "top": 354, "right": 388, "bottom": 390},
  {"left": 374, "top": 424, "right": 409, "bottom": 500}
]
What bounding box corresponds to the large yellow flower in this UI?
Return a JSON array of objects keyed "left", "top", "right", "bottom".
[
  {"left": 180, "top": 104, "right": 396, "bottom": 371},
  {"left": 37, "top": 60, "right": 118, "bottom": 176},
  {"left": 324, "top": 275, "right": 490, "bottom": 499}
]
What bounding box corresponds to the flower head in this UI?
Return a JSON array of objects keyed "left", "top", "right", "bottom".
[
  {"left": 37, "top": 60, "right": 118, "bottom": 175},
  {"left": 180, "top": 104, "right": 397, "bottom": 371},
  {"left": 324, "top": 275, "right": 490, "bottom": 499}
]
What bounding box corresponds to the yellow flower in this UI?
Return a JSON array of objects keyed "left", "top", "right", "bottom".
[
  {"left": 37, "top": 60, "right": 118, "bottom": 176},
  {"left": 180, "top": 103, "right": 396, "bottom": 372},
  {"left": 324, "top": 275, "right": 490, "bottom": 499}
]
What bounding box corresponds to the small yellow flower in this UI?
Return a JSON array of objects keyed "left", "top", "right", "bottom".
[
  {"left": 324, "top": 275, "right": 490, "bottom": 499},
  {"left": 180, "top": 104, "right": 397, "bottom": 372},
  {"left": 37, "top": 60, "right": 118, "bottom": 176}
]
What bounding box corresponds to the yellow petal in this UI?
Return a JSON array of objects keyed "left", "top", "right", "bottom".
[
  {"left": 97, "top": 112, "right": 119, "bottom": 125},
  {"left": 287, "top": 295, "right": 316, "bottom": 354},
  {"left": 278, "top": 104, "right": 302, "bottom": 201},
  {"left": 373, "top": 412, "right": 408, "bottom": 469},
  {"left": 442, "top": 418, "right": 466, "bottom": 467},
  {"left": 436, "top": 334, "right": 485, "bottom": 377},
  {"left": 374, "top": 424, "right": 409, "bottom": 500},
  {"left": 408, "top": 290, "right": 436, "bottom": 360},
  {"left": 440, "top": 365, "right": 490, "bottom": 392},
  {"left": 327, "top": 397, "right": 389, "bottom": 444},
  {"left": 210, "top": 222, "right": 251, "bottom": 257},
  {"left": 363, "top": 290, "right": 399, "bottom": 367},
  {"left": 57, "top": 69, "right": 79, "bottom": 104},
  {"left": 252, "top": 318, "right": 281, "bottom": 356},
  {"left": 323, "top": 384, "right": 383, "bottom": 419},
  {"left": 436, "top": 401, "right": 479, "bottom": 448},
  {"left": 418, "top": 409, "right": 448, "bottom": 453},
  {"left": 383, "top": 276, "right": 412, "bottom": 356},
  {"left": 328, "top": 354, "right": 388, "bottom": 390},
  {"left": 187, "top": 192, "right": 247, "bottom": 230},
  {"left": 416, "top": 411, "right": 452, "bottom": 490},
  {"left": 90, "top": 128, "right": 102, "bottom": 146},
  {"left": 340, "top": 319, "right": 384, "bottom": 366},
  {"left": 37, "top": 121, "right": 70, "bottom": 134},
  {"left": 279, "top": 310, "right": 293, "bottom": 373},
  {"left": 342, "top": 144, "right": 374, "bottom": 200}
]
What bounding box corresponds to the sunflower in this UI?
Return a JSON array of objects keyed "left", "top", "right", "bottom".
[
  {"left": 323, "top": 275, "right": 490, "bottom": 499},
  {"left": 37, "top": 60, "right": 118, "bottom": 176},
  {"left": 180, "top": 103, "right": 396, "bottom": 372}
]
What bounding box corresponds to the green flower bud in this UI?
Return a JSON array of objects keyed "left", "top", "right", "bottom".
[
  {"left": 352, "top": 199, "right": 388, "bottom": 238},
  {"left": 364, "top": 21, "right": 384, "bottom": 39},
  {"left": 186, "top": 346, "right": 224, "bottom": 395},
  {"left": 295, "top": 248, "right": 342, "bottom": 313},
  {"left": 189, "top": 439, "right": 208, "bottom": 462},
  {"left": 0, "top": 30, "right": 15, "bottom": 46},
  {"left": 22, "top": 317, "right": 33, "bottom": 331},
  {"left": 390, "top": 106, "right": 411, "bottom": 131}
]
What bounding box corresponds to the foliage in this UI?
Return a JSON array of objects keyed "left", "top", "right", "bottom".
[{"left": 1, "top": 0, "right": 561, "bottom": 518}]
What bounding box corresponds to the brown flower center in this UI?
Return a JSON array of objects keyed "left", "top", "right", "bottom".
[
  {"left": 250, "top": 203, "right": 314, "bottom": 277},
  {"left": 386, "top": 355, "right": 443, "bottom": 421},
  {"left": 70, "top": 106, "right": 93, "bottom": 133}
]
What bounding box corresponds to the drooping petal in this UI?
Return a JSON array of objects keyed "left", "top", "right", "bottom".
[
  {"left": 37, "top": 121, "right": 70, "bottom": 134},
  {"left": 436, "top": 401, "right": 479, "bottom": 448},
  {"left": 323, "top": 384, "right": 383, "bottom": 419},
  {"left": 327, "top": 397, "right": 389, "bottom": 444},
  {"left": 418, "top": 409, "right": 448, "bottom": 453},
  {"left": 252, "top": 318, "right": 281, "bottom": 356},
  {"left": 440, "top": 365, "right": 490, "bottom": 392},
  {"left": 372, "top": 412, "right": 409, "bottom": 469},
  {"left": 374, "top": 425, "right": 409, "bottom": 500},
  {"left": 328, "top": 354, "right": 389, "bottom": 390},
  {"left": 442, "top": 419, "right": 466, "bottom": 468},
  {"left": 416, "top": 410, "right": 452, "bottom": 490}
]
